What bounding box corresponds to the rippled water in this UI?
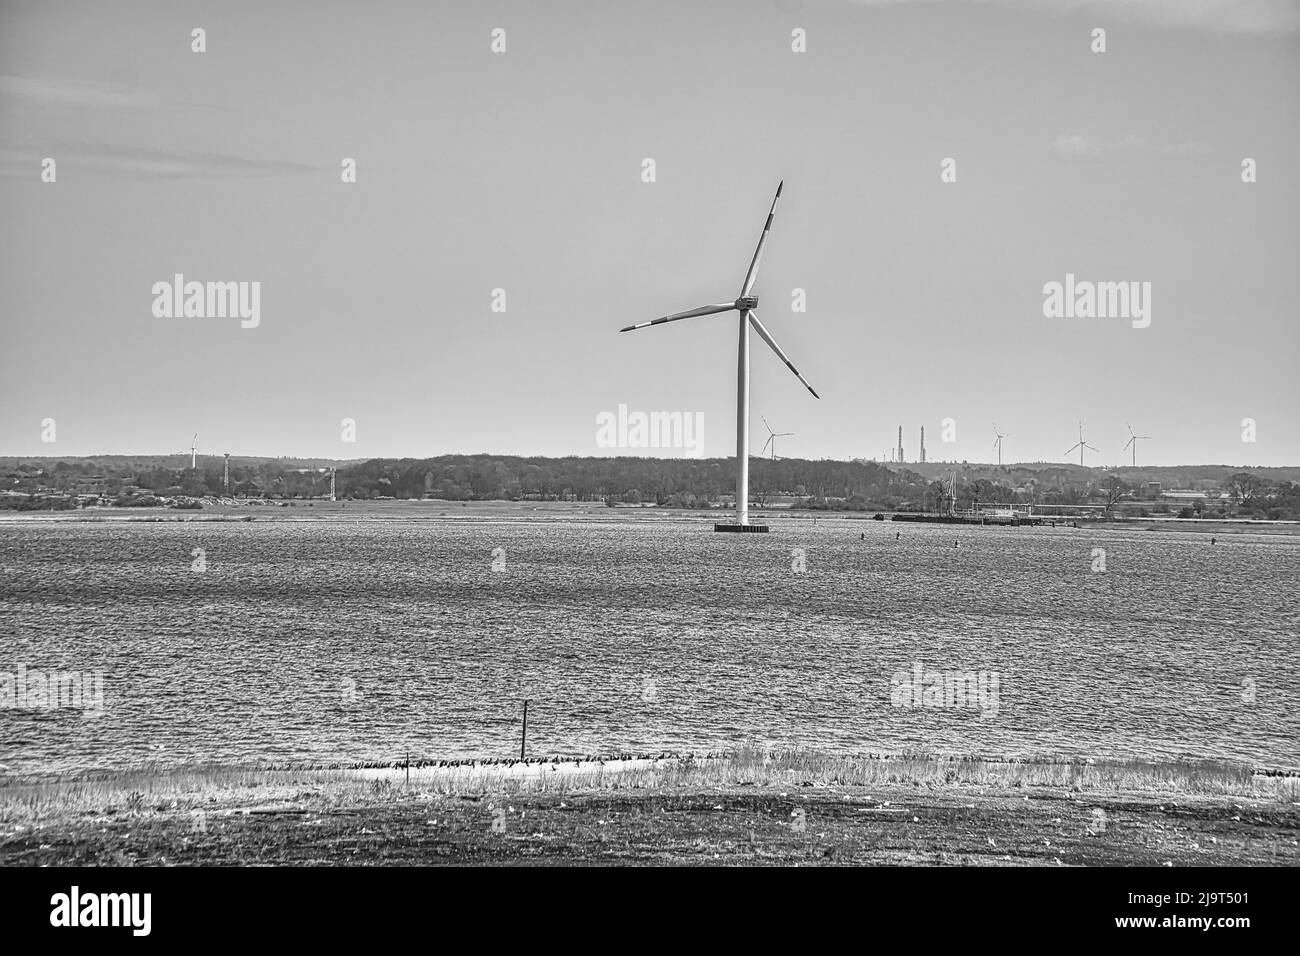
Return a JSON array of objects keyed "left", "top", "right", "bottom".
[{"left": 1, "top": 516, "right": 1297, "bottom": 776}]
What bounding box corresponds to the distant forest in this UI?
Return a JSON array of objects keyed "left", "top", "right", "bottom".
[{"left": 4, "top": 454, "right": 1300, "bottom": 519}]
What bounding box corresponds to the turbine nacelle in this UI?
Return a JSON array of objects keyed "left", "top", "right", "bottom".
[{"left": 735, "top": 296, "right": 759, "bottom": 311}]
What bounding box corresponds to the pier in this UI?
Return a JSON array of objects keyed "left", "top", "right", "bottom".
[{"left": 891, "top": 511, "right": 1044, "bottom": 526}]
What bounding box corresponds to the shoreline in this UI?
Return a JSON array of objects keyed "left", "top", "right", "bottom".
[
  {"left": 9, "top": 749, "right": 1300, "bottom": 785},
  {"left": 4, "top": 752, "right": 1296, "bottom": 866},
  {"left": 2, "top": 500, "right": 1298, "bottom": 534}
]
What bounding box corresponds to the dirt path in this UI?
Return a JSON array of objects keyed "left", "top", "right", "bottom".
[{"left": 4, "top": 783, "right": 1295, "bottom": 866}]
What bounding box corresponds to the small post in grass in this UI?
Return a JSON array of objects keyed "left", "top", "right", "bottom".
[
  {"left": 405, "top": 751, "right": 410, "bottom": 787},
  {"left": 520, "top": 699, "right": 530, "bottom": 760}
]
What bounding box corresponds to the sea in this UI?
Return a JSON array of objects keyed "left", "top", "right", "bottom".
[{"left": 2, "top": 512, "right": 1297, "bottom": 776}]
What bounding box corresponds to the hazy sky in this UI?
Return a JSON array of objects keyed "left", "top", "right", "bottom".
[{"left": 1, "top": 0, "right": 1296, "bottom": 466}]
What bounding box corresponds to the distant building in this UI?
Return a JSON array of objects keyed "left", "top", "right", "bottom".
[
  {"left": 74, "top": 475, "right": 109, "bottom": 495},
  {"left": 1164, "top": 489, "right": 1228, "bottom": 502},
  {"left": 1144, "top": 480, "right": 1161, "bottom": 499}
]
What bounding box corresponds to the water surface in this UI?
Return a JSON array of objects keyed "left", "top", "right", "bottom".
[{"left": 2, "top": 515, "right": 1296, "bottom": 776}]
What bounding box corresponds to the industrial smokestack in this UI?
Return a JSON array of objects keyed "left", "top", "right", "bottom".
[
  {"left": 920, "top": 426, "right": 926, "bottom": 464},
  {"left": 897, "top": 425, "right": 904, "bottom": 464},
  {"left": 223, "top": 453, "right": 230, "bottom": 494}
]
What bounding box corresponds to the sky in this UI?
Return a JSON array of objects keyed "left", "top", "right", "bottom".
[{"left": 0, "top": 0, "right": 1296, "bottom": 467}]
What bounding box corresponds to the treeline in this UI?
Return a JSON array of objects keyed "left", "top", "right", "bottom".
[
  {"left": 1214, "top": 472, "right": 1300, "bottom": 520},
  {"left": 1, "top": 458, "right": 333, "bottom": 500},
  {"left": 339, "top": 455, "right": 909, "bottom": 505},
  {"left": 903, "top": 461, "right": 1300, "bottom": 492},
  {"left": 329, "top": 457, "right": 1300, "bottom": 519},
  {"left": 4, "top": 455, "right": 1300, "bottom": 519}
]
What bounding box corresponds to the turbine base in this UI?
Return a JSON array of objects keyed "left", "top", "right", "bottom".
[{"left": 714, "top": 523, "right": 769, "bottom": 533}]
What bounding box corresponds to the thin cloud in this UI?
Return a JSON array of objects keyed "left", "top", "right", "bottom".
[
  {"left": 0, "top": 75, "right": 162, "bottom": 111},
  {"left": 1051, "top": 132, "right": 1108, "bottom": 157},
  {"left": 1050, "top": 132, "right": 1214, "bottom": 159},
  {"left": 843, "top": 0, "right": 1300, "bottom": 35},
  {"left": 0, "top": 144, "right": 318, "bottom": 179},
  {"left": 1067, "top": 0, "right": 1300, "bottom": 35}
]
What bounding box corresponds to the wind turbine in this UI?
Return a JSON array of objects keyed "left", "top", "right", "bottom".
[
  {"left": 1122, "top": 424, "right": 1151, "bottom": 467},
  {"left": 760, "top": 416, "right": 793, "bottom": 461},
  {"left": 992, "top": 424, "right": 1009, "bottom": 466},
  {"left": 1064, "top": 421, "right": 1098, "bottom": 467},
  {"left": 190, "top": 434, "right": 198, "bottom": 470},
  {"left": 619, "top": 181, "right": 819, "bottom": 530}
]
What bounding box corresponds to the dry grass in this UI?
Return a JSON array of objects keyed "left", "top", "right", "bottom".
[
  {"left": 2, "top": 748, "right": 1293, "bottom": 827},
  {"left": 628, "top": 746, "right": 1289, "bottom": 797}
]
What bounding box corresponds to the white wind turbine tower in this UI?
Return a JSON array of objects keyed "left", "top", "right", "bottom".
[
  {"left": 619, "top": 181, "right": 819, "bottom": 532},
  {"left": 1122, "top": 423, "right": 1151, "bottom": 467},
  {"left": 1065, "top": 421, "right": 1099, "bottom": 467},
  {"left": 190, "top": 434, "right": 198, "bottom": 470},
  {"left": 760, "top": 415, "right": 793, "bottom": 461},
  {"left": 992, "top": 424, "right": 1009, "bottom": 466}
]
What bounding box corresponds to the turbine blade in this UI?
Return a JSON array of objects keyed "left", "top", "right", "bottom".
[
  {"left": 747, "top": 311, "right": 819, "bottom": 399},
  {"left": 740, "top": 181, "right": 783, "bottom": 297},
  {"left": 761, "top": 435, "right": 773, "bottom": 454},
  {"left": 619, "top": 302, "right": 735, "bottom": 333}
]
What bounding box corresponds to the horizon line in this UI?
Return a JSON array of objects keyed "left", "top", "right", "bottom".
[{"left": 1, "top": 452, "right": 1296, "bottom": 471}]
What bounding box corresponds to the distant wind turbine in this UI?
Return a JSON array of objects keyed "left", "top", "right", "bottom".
[
  {"left": 190, "top": 434, "right": 198, "bottom": 470},
  {"left": 619, "top": 181, "right": 819, "bottom": 530},
  {"left": 760, "top": 416, "right": 794, "bottom": 461},
  {"left": 992, "top": 424, "right": 1010, "bottom": 466},
  {"left": 1122, "top": 424, "right": 1151, "bottom": 467},
  {"left": 1065, "top": 421, "right": 1098, "bottom": 467}
]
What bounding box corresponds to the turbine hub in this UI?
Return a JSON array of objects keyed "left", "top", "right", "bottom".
[{"left": 735, "top": 296, "right": 759, "bottom": 311}]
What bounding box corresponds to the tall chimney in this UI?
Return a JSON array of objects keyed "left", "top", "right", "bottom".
[
  {"left": 223, "top": 453, "right": 230, "bottom": 494},
  {"left": 920, "top": 426, "right": 926, "bottom": 464},
  {"left": 897, "top": 426, "right": 904, "bottom": 464}
]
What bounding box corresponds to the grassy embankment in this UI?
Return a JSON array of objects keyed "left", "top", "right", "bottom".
[{"left": 3, "top": 750, "right": 1296, "bottom": 865}]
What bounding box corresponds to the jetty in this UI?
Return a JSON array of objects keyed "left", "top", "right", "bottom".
[{"left": 890, "top": 505, "right": 1046, "bottom": 526}]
